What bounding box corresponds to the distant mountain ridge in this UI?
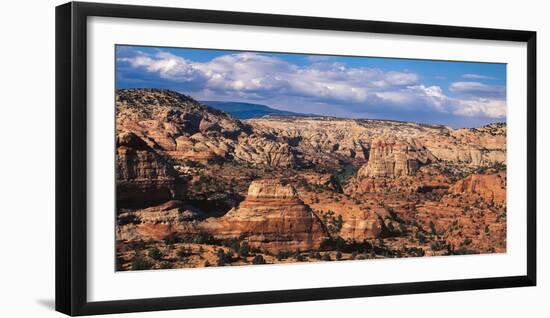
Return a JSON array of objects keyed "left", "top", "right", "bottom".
[{"left": 200, "top": 101, "right": 313, "bottom": 119}]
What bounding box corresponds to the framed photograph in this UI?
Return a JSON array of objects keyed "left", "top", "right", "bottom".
[{"left": 55, "top": 1, "right": 536, "bottom": 316}]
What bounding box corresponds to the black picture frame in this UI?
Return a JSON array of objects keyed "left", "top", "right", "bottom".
[{"left": 55, "top": 1, "right": 537, "bottom": 316}]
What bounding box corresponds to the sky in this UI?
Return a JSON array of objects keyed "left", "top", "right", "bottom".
[{"left": 116, "top": 45, "right": 507, "bottom": 128}]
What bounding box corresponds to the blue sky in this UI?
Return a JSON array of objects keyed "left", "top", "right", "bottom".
[{"left": 116, "top": 45, "right": 507, "bottom": 128}]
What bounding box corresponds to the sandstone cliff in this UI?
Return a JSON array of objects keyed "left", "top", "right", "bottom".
[
  {"left": 450, "top": 173, "right": 506, "bottom": 205},
  {"left": 357, "top": 136, "right": 436, "bottom": 178},
  {"left": 233, "top": 135, "right": 296, "bottom": 167},
  {"left": 117, "top": 90, "right": 506, "bottom": 176},
  {"left": 116, "top": 89, "right": 296, "bottom": 167},
  {"left": 116, "top": 200, "right": 202, "bottom": 241},
  {"left": 116, "top": 131, "right": 183, "bottom": 208},
  {"left": 247, "top": 117, "right": 506, "bottom": 169},
  {"left": 202, "top": 179, "right": 330, "bottom": 252}
]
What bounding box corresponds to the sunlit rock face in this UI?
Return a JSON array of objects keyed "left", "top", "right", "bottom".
[
  {"left": 357, "top": 137, "right": 436, "bottom": 178},
  {"left": 116, "top": 88, "right": 297, "bottom": 168},
  {"left": 202, "top": 179, "right": 330, "bottom": 252},
  {"left": 450, "top": 172, "right": 506, "bottom": 205},
  {"left": 116, "top": 200, "right": 203, "bottom": 241}
]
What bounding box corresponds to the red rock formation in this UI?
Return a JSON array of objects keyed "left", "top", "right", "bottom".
[
  {"left": 346, "top": 178, "right": 390, "bottom": 194},
  {"left": 450, "top": 173, "right": 506, "bottom": 205},
  {"left": 339, "top": 211, "right": 383, "bottom": 241},
  {"left": 116, "top": 131, "right": 183, "bottom": 208},
  {"left": 116, "top": 200, "right": 202, "bottom": 241},
  {"left": 116, "top": 89, "right": 296, "bottom": 168},
  {"left": 202, "top": 179, "right": 330, "bottom": 252},
  {"left": 114, "top": 89, "right": 508, "bottom": 268},
  {"left": 357, "top": 136, "right": 435, "bottom": 178},
  {"left": 233, "top": 135, "right": 296, "bottom": 167}
]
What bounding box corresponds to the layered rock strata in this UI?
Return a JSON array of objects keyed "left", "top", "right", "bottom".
[
  {"left": 202, "top": 179, "right": 330, "bottom": 252},
  {"left": 116, "top": 131, "right": 183, "bottom": 208},
  {"left": 116, "top": 200, "right": 202, "bottom": 241},
  {"left": 450, "top": 173, "right": 506, "bottom": 205},
  {"left": 248, "top": 117, "right": 506, "bottom": 169},
  {"left": 116, "top": 89, "right": 296, "bottom": 168},
  {"left": 357, "top": 137, "right": 436, "bottom": 178}
]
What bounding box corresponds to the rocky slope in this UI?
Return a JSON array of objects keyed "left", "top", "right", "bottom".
[
  {"left": 115, "top": 89, "right": 507, "bottom": 270},
  {"left": 116, "top": 200, "right": 202, "bottom": 241},
  {"left": 116, "top": 131, "right": 183, "bottom": 208},
  {"left": 117, "top": 89, "right": 506, "bottom": 185},
  {"left": 356, "top": 136, "right": 436, "bottom": 178},
  {"left": 202, "top": 180, "right": 330, "bottom": 252},
  {"left": 248, "top": 116, "right": 506, "bottom": 169},
  {"left": 117, "top": 89, "right": 296, "bottom": 168},
  {"left": 450, "top": 172, "right": 506, "bottom": 205}
]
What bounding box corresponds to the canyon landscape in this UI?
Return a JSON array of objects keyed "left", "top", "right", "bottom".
[{"left": 115, "top": 88, "right": 507, "bottom": 271}]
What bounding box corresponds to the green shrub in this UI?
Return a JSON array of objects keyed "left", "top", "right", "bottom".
[
  {"left": 322, "top": 253, "right": 332, "bottom": 261},
  {"left": 164, "top": 235, "right": 179, "bottom": 246},
  {"left": 239, "top": 242, "right": 250, "bottom": 258},
  {"left": 430, "top": 241, "right": 444, "bottom": 251},
  {"left": 225, "top": 239, "right": 240, "bottom": 253},
  {"left": 276, "top": 250, "right": 292, "bottom": 261},
  {"left": 177, "top": 247, "right": 192, "bottom": 260},
  {"left": 127, "top": 240, "right": 146, "bottom": 251},
  {"left": 334, "top": 236, "right": 346, "bottom": 251},
  {"left": 131, "top": 256, "right": 152, "bottom": 271},
  {"left": 450, "top": 247, "right": 478, "bottom": 255},
  {"left": 327, "top": 214, "right": 344, "bottom": 235},
  {"left": 193, "top": 232, "right": 215, "bottom": 244},
  {"left": 294, "top": 251, "right": 305, "bottom": 262},
  {"left": 160, "top": 261, "right": 172, "bottom": 269},
  {"left": 416, "top": 232, "right": 427, "bottom": 244},
  {"left": 216, "top": 249, "right": 233, "bottom": 266},
  {"left": 148, "top": 247, "right": 162, "bottom": 261},
  {"left": 252, "top": 255, "right": 266, "bottom": 265}
]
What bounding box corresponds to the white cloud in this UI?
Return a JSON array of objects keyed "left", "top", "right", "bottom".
[
  {"left": 449, "top": 81, "right": 505, "bottom": 97},
  {"left": 120, "top": 51, "right": 423, "bottom": 106},
  {"left": 385, "top": 71, "right": 419, "bottom": 86},
  {"left": 119, "top": 50, "right": 506, "bottom": 120},
  {"left": 406, "top": 85, "right": 448, "bottom": 111},
  {"left": 370, "top": 85, "right": 449, "bottom": 113},
  {"left": 462, "top": 73, "right": 497, "bottom": 80},
  {"left": 306, "top": 55, "right": 334, "bottom": 62},
  {"left": 118, "top": 52, "right": 204, "bottom": 82},
  {"left": 448, "top": 81, "right": 506, "bottom": 118},
  {"left": 453, "top": 99, "right": 506, "bottom": 118}
]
